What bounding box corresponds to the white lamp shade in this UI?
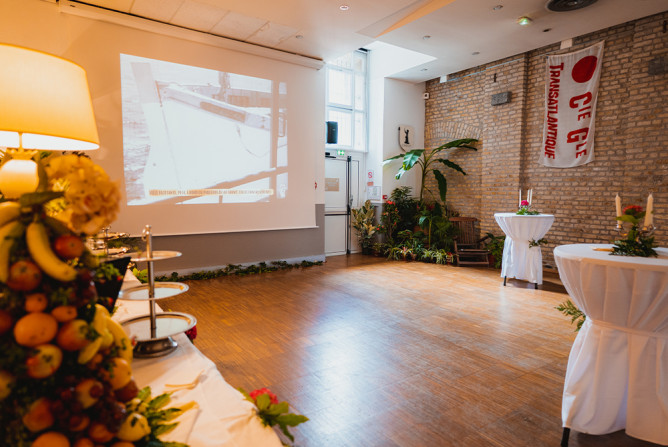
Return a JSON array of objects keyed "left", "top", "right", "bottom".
[{"left": 0, "top": 44, "right": 99, "bottom": 150}]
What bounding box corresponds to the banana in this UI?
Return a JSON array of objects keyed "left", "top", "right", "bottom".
[
  {"left": 0, "top": 202, "right": 21, "bottom": 228},
  {"left": 0, "top": 220, "right": 25, "bottom": 283},
  {"left": 25, "top": 221, "right": 77, "bottom": 282},
  {"left": 106, "top": 317, "right": 133, "bottom": 364},
  {"left": 93, "top": 304, "right": 114, "bottom": 350},
  {"left": 78, "top": 337, "right": 102, "bottom": 364}
]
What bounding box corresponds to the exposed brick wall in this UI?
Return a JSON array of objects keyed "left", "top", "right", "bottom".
[{"left": 424, "top": 12, "right": 668, "bottom": 269}]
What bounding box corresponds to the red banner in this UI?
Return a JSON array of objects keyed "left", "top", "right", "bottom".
[{"left": 541, "top": 42, "right": 604, "bottom": 168}]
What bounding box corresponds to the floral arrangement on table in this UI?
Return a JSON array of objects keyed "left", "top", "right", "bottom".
[
  {"left": 239, "top": 387, "right": 308, "bottom": 446},
  {"left": 612, "top": 198, "right": 657, "bottom": 257},
  {"left": 0, "top": 151, "right": 192, "bottom": 447}
]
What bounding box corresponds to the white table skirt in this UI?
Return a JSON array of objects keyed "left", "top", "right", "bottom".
[
  {"left": 494, "top": 213, "right": 555, "bottom": 284},
  {"left": 115, "top": 271, "right": 283, "bottom": 447},
  {"left": 554, "top": 244, "right": 668, "bottom": 445}
]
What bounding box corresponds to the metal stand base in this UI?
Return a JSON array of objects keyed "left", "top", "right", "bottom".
[
  {"left": 534, "top": 283, "right": 538, "bottom": 289},
  {"left": 133, "top": 337, "right": 178, "bottom": 358},
  {"left": 503, "top": 276, "right": 507, "bottom": 286},
  {"left": 560, "top": 427, "right": 570, "bottom": 447}
]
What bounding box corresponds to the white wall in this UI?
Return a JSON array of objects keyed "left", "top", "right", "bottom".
[{"left": 367, "top": 46, "right": 425, "bottom": 204}]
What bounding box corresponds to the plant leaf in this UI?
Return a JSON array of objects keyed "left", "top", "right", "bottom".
[
  {"left": 433, "top": 170, "right": 448, "bottom": 202},
  {"left": 383, "top": 153, "right": 405, "bottom": 163},
  {"left": 434, "top": 138, "right": 478, "bottom": 151},
  {"left": 255, "top": 393, "right": 271, "bottom": 411},
  {"left": 402, "top": 150, "right": 424, "bottom": 170},
  {"left": 18, "top": 191, "right": 63, "bottom": 207},
  {"left": 436, "top": 159, "right": 467, "bottom": 175}
]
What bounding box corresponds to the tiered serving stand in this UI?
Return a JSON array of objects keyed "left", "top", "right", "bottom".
[{"left": 118, "top": 225, "right": 196, "bottom": 358}]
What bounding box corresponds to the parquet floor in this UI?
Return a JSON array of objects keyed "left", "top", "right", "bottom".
[{"left": 160, "top": 255, "right": 661, "bottom": 447}]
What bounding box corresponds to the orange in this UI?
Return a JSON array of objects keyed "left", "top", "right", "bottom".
[
  {"left": 31, "top": 431, "right": 70, "bottom": 447},
  {"left": 111, "top": 442, "right": 135, "bottom": 447},
  {"left": 88, "top": 421, "right": 115, "bottom": 443},
  {"left": 14, "top": 312, "right": 58, "bottom": 347},
  {"left": 26, "top": 344, "right": 63, "bottom": 379},
  {"left": 51, "top": 305, "right": 77, "bottom": 323},
  {"left": 72, "top": 438, "right": 94, "bottom": 447},
  {"left": 22, "top": 397, "right": 54, "bottom": 432},
  {"left": 24, "top": 293, "right": 48, "bottom": 312}
]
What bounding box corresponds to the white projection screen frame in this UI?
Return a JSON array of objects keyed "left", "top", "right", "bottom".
[{"left": 80, "top": 28, "right": 320, "bottom": 236}]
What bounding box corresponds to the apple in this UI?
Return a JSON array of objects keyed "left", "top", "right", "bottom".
[
  {"left": 26, "top": 344, "right": 63, "bottom": 379},
  {"left": 22, "top": 397, "right": 54, "bottom": 432},
  {"left": 100, "top": 357, "right": 132, "bottom": 390},
  {"left": 74, "top": 378, "right": 104, "bottom": 409},
  {"left": 53, "top": 234, "right": 85, "bottom": 259},
  {"left": 51, "top": 305, "right": 77, "bottom": 323},
  {"left": 88, "top": 421, "right": 115, "bottom": 443},
  {"left": 114, "top": 378, "right": 139, "bottom": 402},
  {"left": 57, "top": 319, "right": 90, "bottom": 351},
  {"left": 6, "top": 260, "right": 42, "bottom": 291},
  {"left": 117, "top": 412, "right": 150, "bottom": 442}
]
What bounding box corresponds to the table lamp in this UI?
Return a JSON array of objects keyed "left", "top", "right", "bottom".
[{"left": 0, "top": 43, "right": 99, "bottom": 198}]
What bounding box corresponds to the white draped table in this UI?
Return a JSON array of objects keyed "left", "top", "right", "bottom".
[
  {"left": 494, "top": 213, "right": 555, "bottom": 286},
  {"left": 554, "top": 244, "right": 668, "bottom": 445},
  {"left": 114, "top": 272, "right": 283, "bottom": 447}
]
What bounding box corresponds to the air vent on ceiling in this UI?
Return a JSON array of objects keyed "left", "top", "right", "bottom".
[{"left": 546, "top": 0, "right": 598, "bottom": 12}]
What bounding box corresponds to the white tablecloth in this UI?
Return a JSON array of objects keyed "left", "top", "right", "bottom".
[
  {"left": 554, "top": 244, "right": 668, "bottom": 445},
  {"left": 115, "top": 271, "right": 283, "bottom": 447},
  {"left": 494, "top": 213, "right": 555, "bottom": 285}
]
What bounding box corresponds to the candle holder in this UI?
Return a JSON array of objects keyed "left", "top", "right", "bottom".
[{"left": 612, "top": 221, "right": 658, "bottom": 257}]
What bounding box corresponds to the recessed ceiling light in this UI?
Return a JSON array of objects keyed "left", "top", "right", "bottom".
[
  {"left": 423, "top": 35, "right": 431, "bottom": 40},
  {"left": 493, "top": 5, "right": 503, "bottom": 10},
  {"left": 517, "top": 16, "right": 532, "bottom": 26},
  {"left": 339, "top": 5, "right": 349, "bottom": 11},
  {"left": 472, "top": 51, "right": 480, "bottom": 55}
]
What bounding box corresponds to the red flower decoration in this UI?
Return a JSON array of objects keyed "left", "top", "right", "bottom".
[
  {"left": 520, "top": 200, "right": 530, "bottom": 207},
  {"left": 185, "top": 325, "right": 197, "bottom": 342},
  {"left": 249, "top": 387, "right": 279, "bottom": 404},
  {"left": 623, "top": 205, "right": 643, "bottom": 217},
  {"left": 386, "top": 200, "right": 395, "bottom": 205}
]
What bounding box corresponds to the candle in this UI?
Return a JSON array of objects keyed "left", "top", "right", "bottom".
[
  {"left": 519, "top": 189, "right": 521, "bottom": 207},
  {"left": 529, "top": 189, "right": 533, "bottom": 205},
  {"left": 644, "top": 193, "right": 654, "bottom": 227},
  {"left": 615, "top": 194, "right": 621, "bottom": 217}
]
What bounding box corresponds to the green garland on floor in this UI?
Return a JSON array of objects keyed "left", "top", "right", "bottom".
[{"left": 132, "top": 260, "right": 323, "bottom": 283}]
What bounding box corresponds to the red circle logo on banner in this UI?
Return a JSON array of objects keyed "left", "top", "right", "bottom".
[{"left": 572, "top": 56, "right": 598, "bottom": 83}]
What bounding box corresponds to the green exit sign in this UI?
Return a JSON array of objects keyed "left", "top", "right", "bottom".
[{"left": 337, "top": 150, "right": 345, "bottom": 156}]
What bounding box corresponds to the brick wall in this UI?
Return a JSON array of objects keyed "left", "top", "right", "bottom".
[{"left": 424, "top": 11, "right": 668, "bottom": 269}]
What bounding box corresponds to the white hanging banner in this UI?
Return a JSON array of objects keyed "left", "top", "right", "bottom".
[{"left": 541, "top": 41, "right": 604, "bottom": 168}]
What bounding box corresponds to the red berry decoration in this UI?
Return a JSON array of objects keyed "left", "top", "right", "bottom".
[{"left": 53, "top": 235, "right": 85, "bottom": 260}]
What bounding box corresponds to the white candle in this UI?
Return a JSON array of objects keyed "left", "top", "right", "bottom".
[
  {"left": 519, "top": 189, "right": 521, "bottom": 207},
  {"left": 529, "top": 189, "right": 533, "bottom": 205},
  {"left": 615, "top": 194, "right": 621, "bottom": 217},
  {"left": 644, "top": 193, "right": 654, "bottom": 227}
]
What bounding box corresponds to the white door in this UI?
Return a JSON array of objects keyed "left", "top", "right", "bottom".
[{"left": 324, "top": 156, "right": 361, "bottom": 255}]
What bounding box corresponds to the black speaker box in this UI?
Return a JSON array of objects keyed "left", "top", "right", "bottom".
[{"left": 326, "top": 121, "right": 338, "bottom": 144}]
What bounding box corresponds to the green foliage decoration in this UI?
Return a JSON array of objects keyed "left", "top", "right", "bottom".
[{"left": 556, "top": 300, "right": 586, "bottom": 332}]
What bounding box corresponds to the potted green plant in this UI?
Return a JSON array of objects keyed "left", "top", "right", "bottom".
[
  {"left": 484, "top": 232, "right": 506, "bottom": 268},
  {"left": 351, "top": 199, "right": 377, "bottom": 254}
]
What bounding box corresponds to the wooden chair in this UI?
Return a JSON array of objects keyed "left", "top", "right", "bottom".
[{"left": 450, "top": 217, "right": 490, "bottom": 267}]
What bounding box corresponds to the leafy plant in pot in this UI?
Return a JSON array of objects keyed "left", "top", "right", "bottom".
[{"left": 351, "top": 200, "right": 377, "bottom": 254}]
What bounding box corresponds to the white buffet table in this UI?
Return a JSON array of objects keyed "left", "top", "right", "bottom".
[
  {"left": 114, "top": 271, "right": 283, "bottom": 447},
  {"left": 494, "top": 213, "right": 555, "bottom": 286},
  {"left": 554, "top": 244, "right": 668, "bottom": 445}
]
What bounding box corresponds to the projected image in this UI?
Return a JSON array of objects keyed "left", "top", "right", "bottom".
[{"left": 120, "top": 54, "right": 288, "bottom": 206}]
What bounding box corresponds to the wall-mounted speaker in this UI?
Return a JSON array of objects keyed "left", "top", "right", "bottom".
[{"left": 326, "top": 121, "right": 338, "bottom": 144}]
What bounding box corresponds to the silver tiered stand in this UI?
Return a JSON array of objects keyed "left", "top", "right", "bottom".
[{"left": 118, "top": 225, "right": 196, "bottom": 358}]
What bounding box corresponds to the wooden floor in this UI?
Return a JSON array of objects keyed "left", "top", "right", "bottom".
[{"left": 160, "top": 255, "right": 660, "bottom": 447}]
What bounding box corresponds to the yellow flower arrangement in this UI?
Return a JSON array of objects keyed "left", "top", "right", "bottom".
[{"left": 44, "top": 154, "right": 121, "bottom": 235}]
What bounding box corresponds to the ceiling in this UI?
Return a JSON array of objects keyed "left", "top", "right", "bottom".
[{"left": 65, "top": 0, "right": 667, "bottom": 82}]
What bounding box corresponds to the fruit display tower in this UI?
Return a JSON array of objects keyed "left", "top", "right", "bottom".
[{"left": 0, "top": 153, "right": 189, "bottom": 447}]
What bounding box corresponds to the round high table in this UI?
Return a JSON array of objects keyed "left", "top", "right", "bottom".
[
  {"left": 494, "top": 213, "right": 555, "bottom": 287},
  {"left": 554, "top": 244, "right": 668, "bottom": 446}
]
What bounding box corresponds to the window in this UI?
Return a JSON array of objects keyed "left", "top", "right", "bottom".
[{"left": 326, "top": 50, "right": 368, "bottom": 152}]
